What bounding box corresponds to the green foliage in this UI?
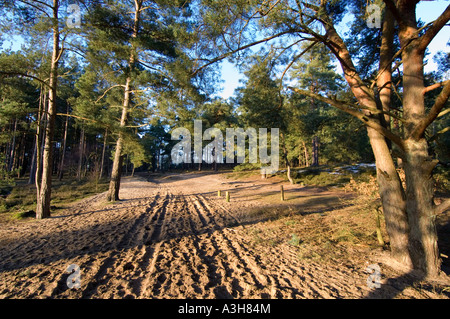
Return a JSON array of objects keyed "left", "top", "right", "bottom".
[
  {"left": 0, "top": 154, "right": 15, "bottom": 196},
  {"left": 122, "top": 134, "right": 148, "bottom": 170},
  {"left": 236, "top": 56, "right": 284, "bottom": 129}
]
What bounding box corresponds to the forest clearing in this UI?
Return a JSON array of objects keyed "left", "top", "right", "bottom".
[{"left": 1, "top": 170, "right": 449, "bottom": 299}]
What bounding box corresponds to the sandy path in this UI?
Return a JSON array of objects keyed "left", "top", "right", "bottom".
[{"left": 0, "top": 173, "right": 447, "bottom": 299}]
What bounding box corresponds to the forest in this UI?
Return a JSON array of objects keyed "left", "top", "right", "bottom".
[{"left": 0, "top": 0, "right": 449, "bottom": 300}]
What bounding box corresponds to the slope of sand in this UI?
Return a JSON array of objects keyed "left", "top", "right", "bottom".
[{"left": 0, "top": 172, "right": 448, "bottom": 299}]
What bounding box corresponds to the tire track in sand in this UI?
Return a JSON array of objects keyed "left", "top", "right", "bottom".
[{"left": 79, "top": 190, "right": 167, "bottom": 298}]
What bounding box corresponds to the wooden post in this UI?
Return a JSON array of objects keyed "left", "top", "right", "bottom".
[
  {"left": 281, "top": 185, "right": 285, "bottom": 201},
  {"left": 226, "top": 191, "right": 230, "bottom": 202},
  {"left": 218, "top": 190, "right": 221, "bottom": 197}
]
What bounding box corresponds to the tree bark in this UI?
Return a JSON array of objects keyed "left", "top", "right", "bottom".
[
  {"left": 107, "top": 1, "right": 141, "bottom": 201},
  {"left": 107, "top": 80, "right": 129, "bottom": 201},
  {"left": 397, "top": 1, "right": 442, "bottom": 277},
  {"left": 36, "top": 0, "right": 60, "bottom": 219},
  {"left": 372, "top": 8, "right": 412, "bottom": 266},
  {"left": 367, "top": 127, "right": 411, "bottom": 266}
]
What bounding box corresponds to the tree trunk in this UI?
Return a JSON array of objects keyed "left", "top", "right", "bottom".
[
  {"left": 370, "top": 8, "right": 412, "bottom": 267},
  {"left": 107, "top": 81, "right": 130, "bottom": 201},
  {"left": 58, "top": 104, "right": 69, "bottom": 180},
  {"left": 281, "top": 132, "right": 293, "bottom": 184},
  {"left": 324, "top": 19, "right": 412, "bottom": 268},
  {"left": 31, "top": 84, "right": 46, "bottom": 186},
  {"left": 367, "top": 127, "right": 411, "bottom": 266},
  {"left": 322, "top": 1, "right": 444, "bottom": 276},
  {"left": 8, "top": 118, "right": 17, "bottom": 172},
  {"left": 302, "top": 140, "right": 309, "bottom": 167},
  {"left": 397, "top": 1, "right": 441, "bottom": 276},
  {"left": 404, "top": 139, "right": 440, "bottom": 277},
  {"left": 77, "top": 128, "right": 85, "bottom": 181},
  {"left": 312, "top": 136, "right": 319, "bottom": 166},
  {"left": 28, "top": 134, "right": 37, "bottom": 185},
  {"left": 99, "top": 129, "right": 107, "bottom": 179},
  {"left": 107, "top": 0, "right": 141, "bottom": 201},
  {"left": 36, "top": 1, "right": 60, "bottom": 219}
]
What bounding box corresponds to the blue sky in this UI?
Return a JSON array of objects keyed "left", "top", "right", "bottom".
[{"left": 218, "top": 0, "right": 450, "bottom": 99}]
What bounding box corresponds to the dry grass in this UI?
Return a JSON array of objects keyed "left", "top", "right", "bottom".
[
  {"left": 0, "top": 177, "right": 109, "bottom": 220},
  {"left": 239, "top": 172, "right": 389, "bottom": 266}
]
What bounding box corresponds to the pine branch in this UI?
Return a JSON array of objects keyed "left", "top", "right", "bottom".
[
  {"left": 411, "top": 80, "right": 450, "bottom": 140},
  {"left": 0, "top": 71, "right": 50, "bottom": 89},
  {"left": 192, "top": 30, "right": 294, "bottom": 76},
  {"left": 417, "top": 4, "right": 450, "bottom": 54},
  {"left": 288, "top": 86, "right": 405, "bottom": 151},
  {"left": 423, "top": 80, "right": 450, "bottom": 95}
]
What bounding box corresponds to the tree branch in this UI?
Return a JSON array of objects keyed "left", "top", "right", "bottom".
[
  {"left": 383, "top": 0, "right": 405, "bottom": 27},
  {"left": 288, "top": 86, "right": 405, "bottom": 151},
  {"left": 95, "top": 84, "right": 127, "bottom": 103},
  {"left": 279, "top": 40, "right": 318, "bottom": 85},
  {"left": 417, "top": 4, "right": 450, "bottom": 54},
  {"left": 423, "top": 80, "right": 450, "bottom": 95},
  {"left": 56, "top": 113, "right": 97, "bottom": 123},
  {"left": 0, "top": 71, "right": 51, "bottom": 89},
  {"left": 435, "top": 198, "right": 450, "bottom": 216},
  {"left": 192, "top": 30, "right": 294, "bottom": 76},
  {"left": 411, "top": 80, "right": 450, "bottom": 140}
]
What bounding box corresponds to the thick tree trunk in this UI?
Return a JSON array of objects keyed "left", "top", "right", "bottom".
[
  {"left": 370, "top": 8, "right": 411, "bottom": 266},
  {"left": 404, "top": 139, "right": 440, "bottom": 276},
  {"left": 324, "top": 19, "right": 412, "bottom": 268},
  {"left": 36, "top": 1, "right": 60, "bottom": 219},
  {"left": 367, "top": 127, "right": 411, "bottom": 266},
  {"left": 398, "top": 2, "right": 440, "bottom": 277},
  {"left": 397, "top": 1, "right": 442, "bottom": 277}
]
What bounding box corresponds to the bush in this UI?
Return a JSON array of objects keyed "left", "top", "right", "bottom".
[{"left": 233, "top": 163, "right": 261, "bottom": 172}]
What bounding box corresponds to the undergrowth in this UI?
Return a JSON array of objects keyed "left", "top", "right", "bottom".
[{"left": 0, "top": 177, "right": 109, "bottom": 219}]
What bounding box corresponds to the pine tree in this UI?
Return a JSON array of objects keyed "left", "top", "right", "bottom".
[{"left": 84, "top": 0, "right": 193, "bottom": 201}]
